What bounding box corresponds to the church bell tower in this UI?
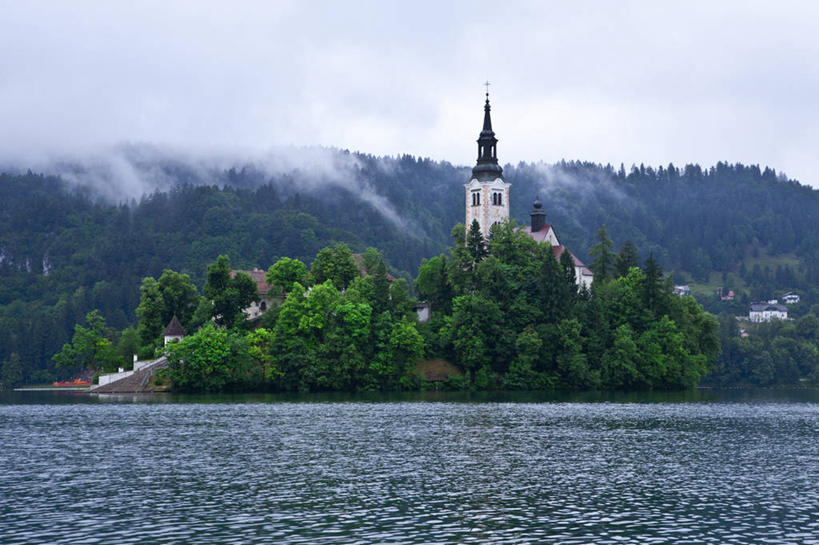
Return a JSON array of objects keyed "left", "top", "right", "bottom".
[{"left": 465, "top": 90, "right": 510, "bottom": 237}]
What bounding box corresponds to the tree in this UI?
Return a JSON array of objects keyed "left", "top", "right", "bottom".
[
  {"left": 387, "top": 321, "right": 425, "bottom": 384},
  {"left": 642, "top": 253, "right": 665, "bottom": 316},
  {"left": 372, "top": 259, "right": 391, "bottom": 315},
  {"left": 52, "top": 311, "right": 122, "bottom": 374},
  {"left": 616, "top": 240, "right": 639, "bottom": 278},
  {"left": 1, "top": 353, "right": 23, "bottom": 389},
  {"left": 466, "top": 219, "right": 488, "bottom": 266},
  {"left": 309, "top": 243, "right": 359, "bottom": 290},
  {"left": 589, "top": 224, "right": 615, "bottom": 281},
  {"left": 415, "top": 255, "right": 453, "bottom": 314},
  {"left": 389, "top": 278, "right": 414, "bottom": 319},
  {"left": 136, "top": 270, "right": 199, "bottom": 346},
  {"left": 203, "top": 255, "right": 259, "bottom": 329},
  {"left": 157, "top": 269, "right": 199, "bottom": 328},
  {"left": 559, "top": 249, "right": 577, "bottom": 291},
  {"left": 136, "top": 277, "right": 164, "bottom": 346},
  {"left": 164, "top": 323, "right": 254, "bottom": 392},
  {"left": 266, "top": 257, "right": 307, "bottom": 295}
]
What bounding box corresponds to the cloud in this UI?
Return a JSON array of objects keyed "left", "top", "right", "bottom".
[
  {"left": 1, "top": 1, "right": 818, "bottom": 186},
  {"left": 0, "top": 144, "right": 408, "bottom": 229}
]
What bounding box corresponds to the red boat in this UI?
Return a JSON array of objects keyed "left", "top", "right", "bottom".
[{"left": 52, "top": 379, "right": 91, "bottom": 387}]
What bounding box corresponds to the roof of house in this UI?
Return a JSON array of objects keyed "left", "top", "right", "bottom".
[
  {"left": 750, "top": 303, "right": 787, "bottom": 313},
  {"left": 231, "top": 269, "right": 274, "bottom": 296},
  {"left": 552, "top": 245, "right": 593, "bottom": 276},
  {"left": 519, "top": 224, "right": 554, "bottom": 243},
  {"left": 163, "top": 315, "right": 186, "bottom": 336}
]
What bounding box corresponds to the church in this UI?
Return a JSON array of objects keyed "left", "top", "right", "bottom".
[{"left": 464, "top": 92, "right": 593, "bottom": 289}]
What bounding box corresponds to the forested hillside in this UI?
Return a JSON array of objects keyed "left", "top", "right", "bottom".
[{"left": 2, "top": 148, "right": 819, "bottom": 383}]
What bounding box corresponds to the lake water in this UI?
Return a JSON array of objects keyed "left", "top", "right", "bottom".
[{"left": 1, "top": 390, "right": 818, "bottom": 544}]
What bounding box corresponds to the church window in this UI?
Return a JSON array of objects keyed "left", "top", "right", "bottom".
[
  {"left": 472, "top": 191, "right": 480, "bottom": 206},
  {"left": 492, "top": 192, "right": 503, "bottom": 206},
  {"left": 260, "top": 301, "right": 267, "bottom": 312}
]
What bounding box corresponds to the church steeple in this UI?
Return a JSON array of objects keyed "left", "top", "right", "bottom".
[
  {"left": 464, "top": 88, "right": 510, "bottom": 238},
  {"left": 472, "top": 92, "right": 503, "bottom": 181}
]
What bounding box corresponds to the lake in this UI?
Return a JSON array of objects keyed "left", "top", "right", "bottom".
[{"left": 1, "top": 390, "right": 817, "bottom": 544}]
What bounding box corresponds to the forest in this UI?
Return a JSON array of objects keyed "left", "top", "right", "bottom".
[{"left": 2, "top": 150, "right": 819, "bottom": 387}]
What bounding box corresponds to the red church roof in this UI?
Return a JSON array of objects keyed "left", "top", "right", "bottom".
[
  {"left": 519, "top": 224, "right": 554, "bottom": 243},
  {"left": 552, "top": 245, "right": 593, "bottom": 277}
]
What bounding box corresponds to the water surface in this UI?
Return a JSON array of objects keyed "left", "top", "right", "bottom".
[{"left": 1, "top": 390, "right": 817, "bottom": 544}]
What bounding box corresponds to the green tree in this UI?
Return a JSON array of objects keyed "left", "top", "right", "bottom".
[
  {"left": 203, "top": 255, "right": 259, "bottom": 329},
  {"left": 310, "top": 243, "right": 359, "bottom": 290},
  {"left": 165, "top": 323, "right": 254, "bottom": 392},
  {"left": 642, "top": 253, "right": 665, "bottom": 316},
  {"left": 52, "top": 311, "right": 122, "bottom": 374},
  {"left": 589, "top": 224, "right": 615, "bottom": 282},
  {"left": 116, "top": 327, "right": 141, "bottom": 368},
  {"left": 615, "top": 240, "right": 639, "bottom": 278},
  {"left": 1, "top": 352, "right": 23, "bottom": 389},
  {"left": 389, "top": 278, "right": 414, "bottom": 319},
  {"left": 266, "top": 257, "right": 308, "bottom": 295},
  {"left": 157, "top": 269, "right": 199, "bottom": 328},
  {"left": 415, "top": 255, "right": 453, "bottom": 314},
  {"left": 136, "top": 277, "right": 164, "bottom": 346},
  {"left": 136, "top": 270, "right": 199, "bottom": 346},
  {"left": 559, "top": 249, "right": 577, "bottom": 292},
  {"left": 466, "top": 219, "right": 488, "bottom": 266},
  {"left": 387, "top": 321, "right": 425, "bottom": 386}
]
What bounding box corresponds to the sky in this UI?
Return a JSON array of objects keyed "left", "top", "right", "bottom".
[{"left": 2, "top": 0, "right": 819, "bottom": 186}]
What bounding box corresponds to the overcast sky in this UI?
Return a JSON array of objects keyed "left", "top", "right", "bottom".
[{"left": 2, "top": 1, "right": 819, "bottom": 185}]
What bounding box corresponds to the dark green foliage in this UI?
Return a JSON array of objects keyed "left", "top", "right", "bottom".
[
  {"left": 616, "top": 240, "right": 639, "bottom": 278},
  {"left": 421, "top": 227, "right": 719, "bottom": 390},
  {"left": 136, "top": 270, "right": 199, "bottom": 347},
  {"left": 1, "top": 353, "right": 23, "bottom": 389},
  {"left": 4, "top": 155, "right": 819, "bottom": 384},
  {"left": 709, "top": 313, "right": 819, "bottom": 387},
  {"left": 52, "top": 310, "right": 122, "bottom": 374},
  {"left": 589, "top": 225, "right": 615, "bottom": 281},
  {"left": 203, "top": 255, "right": 258, "bottom": 329},
  {"left": 466, "top": 219, "right": 488, "bottom": 266},
  {"left": 266, "top": 257, "right": 307, "bottom": 295},
  {"left": 164, "top": 323, "right": 258, "bottom": 392},
  {"left": 309, "top": 243, "right": 359, "bottom": 290}
]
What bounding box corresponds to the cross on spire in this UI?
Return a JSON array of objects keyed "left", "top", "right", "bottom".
[{"left": 484, "top": 80, "right": 491, "bottom": 97}]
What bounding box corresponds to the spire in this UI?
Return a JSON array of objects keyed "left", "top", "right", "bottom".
[
  {"left": 482, "top": 93, "right": 493, "bottom": 132},
  {"left": 530, "top": 196, "right": 546, "bottom": 232},
  {"left": 472, "top": 87, "right": 503, "bottom": 182}
]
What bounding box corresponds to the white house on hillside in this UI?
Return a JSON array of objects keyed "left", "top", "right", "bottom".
[{"left": 749, "top": 302, "right": 788, "bottom": 323}]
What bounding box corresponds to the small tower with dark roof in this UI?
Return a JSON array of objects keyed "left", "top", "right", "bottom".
[
  {"left": 163, "top": 315, "right": 186, "bottom": 346},
  {"left": 530, "top": 196, "right": 546, "bottom": 232},
  {"left": 465, "top": 88, "right": 511, "bottom": 237}
]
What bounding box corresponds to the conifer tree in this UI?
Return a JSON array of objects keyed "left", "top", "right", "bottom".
[
  {"left": 589, "top": 225, "right": 615, "bottom": 282},
  {"left": 466, "top": 219, "right": 488, "bottom": 267},
  {"left": 616, "top": 240, "right": 639, "bottom": 278}
]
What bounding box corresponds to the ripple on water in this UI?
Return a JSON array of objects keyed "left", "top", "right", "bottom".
[{"left": 0, "top": 399, "right": 818, "bottom": 544}]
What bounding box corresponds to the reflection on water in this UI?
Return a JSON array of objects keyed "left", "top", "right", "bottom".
[{"left": 1, "top": 390, "right": 817, "bottom": 544}]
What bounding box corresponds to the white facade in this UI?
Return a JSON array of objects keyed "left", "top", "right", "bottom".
[
  {"left": 782, "top": 292, "right": 800, "bottom": 304},
  {"left": 464, "top": 177, "right": 510, "bottom": 237},
  {"left": 164, "top": 333, "right": 183, "bottom": 346},
  {"left": 749, "top": 304, "right": 788, "bottom": 323}
]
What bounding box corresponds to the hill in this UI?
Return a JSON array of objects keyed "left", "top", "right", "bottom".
[{"left": 2, "top": 148, "right": 819, "bottom": 382}]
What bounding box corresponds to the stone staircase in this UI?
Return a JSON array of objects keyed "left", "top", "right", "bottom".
[{"left": 90, "top": 357, "right": 169, "bottom": 393}]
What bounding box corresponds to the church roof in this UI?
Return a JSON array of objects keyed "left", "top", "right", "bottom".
[
  {"left": 553, "top": 245, "right": 594, "bottom": 277},
  {"left": 520, "top": 224, "right": 554, "bottom": 243},
  {"left": 163, "top": 315, "right": 186, "bottom": 337}
]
